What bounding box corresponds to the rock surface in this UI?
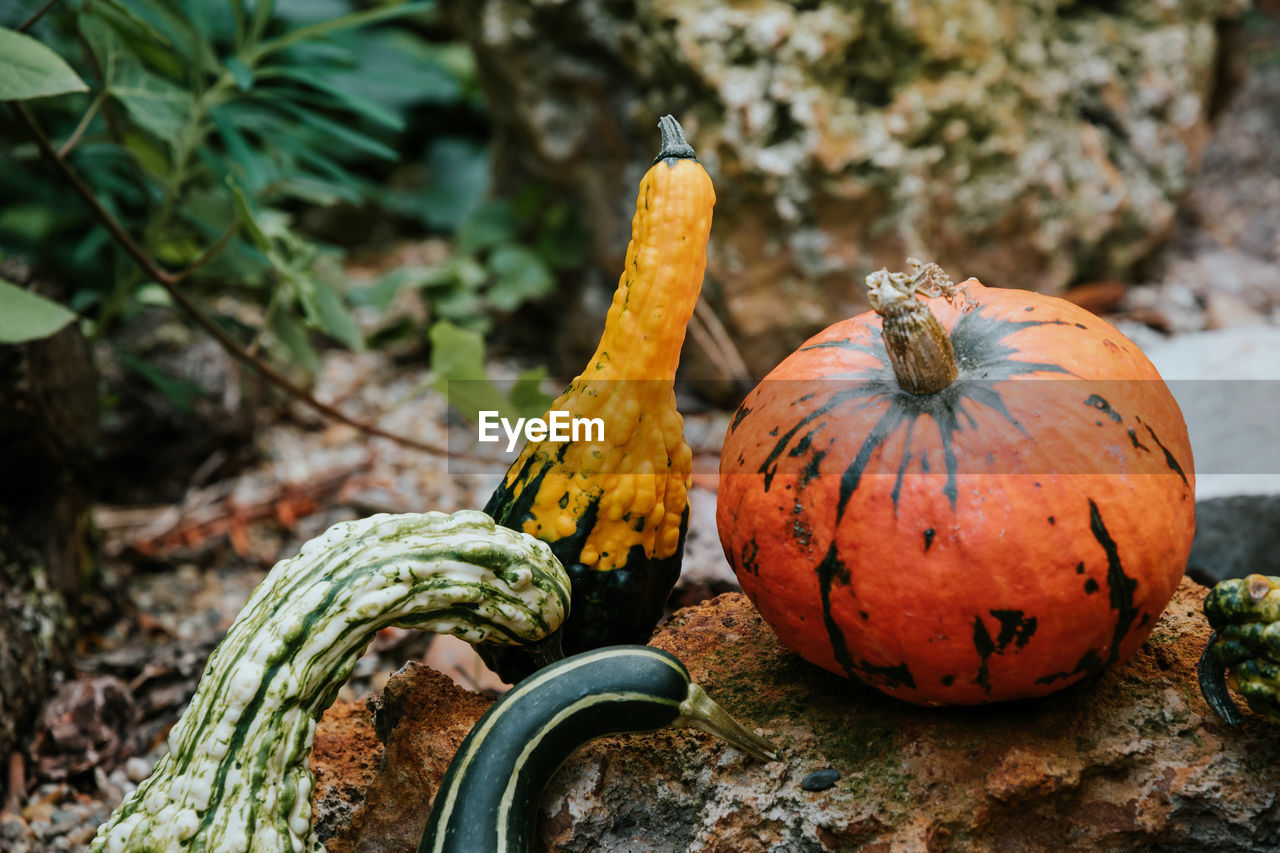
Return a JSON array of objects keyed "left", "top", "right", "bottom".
[
  {"left": 313, "top": 664, "right": 494, "bottom": 853},
  {"left": 1188, "top": 495, "right": 1280, "bottom": 587},
  {"left": 1143, "top": 326, "right": 1280, "bottom": 500},
  {"left": 311, "top": 578, "right": 1280, "bottom": 851},
  {"left": 445, "top": 0, "right": 1247, "bottom": 378}
]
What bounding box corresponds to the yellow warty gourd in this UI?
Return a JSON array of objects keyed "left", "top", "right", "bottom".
[{"left": 481, "top": 115, "right": 715, "bottom": 682}]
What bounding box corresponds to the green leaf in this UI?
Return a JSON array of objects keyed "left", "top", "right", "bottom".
[
  {"left": 0, "top": 280, "right": 78, "bottom": 343},
  {"left": 69, "top": 289, "right": 103, "bottom": 314},
  {"left": 267, "top": 128, "right": 364, "bottom": 188},
  {"left": 272, "top": 99, "right": 398, "bottom": 161},
  {"left": 270, "top": 302, "right": 321, "bottom": 372},
  {"left": 448, "top": 256, "right": 487, "bottom": 291},
  {"left": 133, "top": 283, "right": 172, "bottom": 306},
  {"left": 118, "top": 0, "right": 213, "bottom": 69},
  {"left": 211, "top": 106, "right": 269, "bottom": 191},
  {"left": 87, "top": 10, "right": 191, "bottom": 140},
  {"left": 429, "top": 319, "right": 486, "bottom": 380},
  {"left": 71, "top": 225, "right": 112, "bottom": 267},
  {"left": 109, "top": 61, "right": 194, "bottom": 142},
  {"left": 427, "top": 42, "right": 477, "bottom": 93},
  {"left": 264, "top": 67, "right": 404, "bottom": 130},
  {"left": 0, "top": 27, "right": 89, "bottom": 100},
  {"left": 227, "top": 177, "right": 363, "bottom": 349},
  {"left": 273, "top": 0, "right": 354, "bottom": 26},
  {"left": 408, "top": 265, "right": 464, "bottom": 292},
  {"left": 121, "top": 128, "right": 171, "bottom": 177},
  {"left": 535, "top": 202, "right": 589, "bottom": 269},
  {"left": 0, "top": 203, "right": 59, "bottom": 242},
  {"left": 86, "top": 0, "right": 205, "bottom": 80},
  {"left": 312, "top": 277, "right": 363, "bottom": 350},
  {"left": 325, "top": 30, "right": 465, "bottom": 111},
  {"left": 348, "top": 269, "right": 408, "bottom": 311},
  {"left": 456, "top": 200, "right": 517, "bottom": 255},
  {"left": 485, "top": 245, "right": 556, "bottom": 311},
  {"left": 348, "top": 263, "right": 460, "bottom": 310},
  {"left": 249, "top": 1, "right": 435, "bottom": 64},
  {"left": 227, "top": 177, "right": 270, "bottom": 249},
  {"left": 428, "top": 320, "right": 510, "bottom": 422},
  {"left": 271, "top": 40, "right": 350, "bottom": 67},
  {"left": 271, "top": 175, "right": 362, "bottom": 206},
  {"left": 269, "top": 247, "right": 323, "bottom": 325},
  {"left": 415, "top": 138, "right": 489, "bottom": 230},
  {"left": 114, "top": 346, "right": 204, "bottom": 413},
  {"left": 92, "top": 0, "right": 174, "bottom": 47},
  {"left": 432, "top": 292, "right": 486, "bottom": 329},
  {"left": 79, "top": 16, "right": 123, "bottom": 85},
  {"left": 226, "top": 56, "right": 255, "bottom": 90},
  {"left": 509, "top": 367, "right": 553, "bottom": 420}
]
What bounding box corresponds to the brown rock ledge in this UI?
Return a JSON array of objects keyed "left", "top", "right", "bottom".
[{"left": 312, "top": 578, "right": 1280, "bottom": 851}]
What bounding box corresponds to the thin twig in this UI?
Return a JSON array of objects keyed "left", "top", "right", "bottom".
[
  {"left": 245, "top": 279, "right": 283, "bottom": 358},
  {"left": 56, "top": 91, "right": 103, "bottom": 159},
  {"left": 13, "top": 104, "right": 158, "bottom": 277},
  {"left": 16, "top": 0, "right": 59, "bottom": 33},
  {"left": 691, "top": 298, "right": 753, "bottom": 386},
  {"left": 4, "top": 752, "right": 24, "bottom": 813},
  {"left": 171, "top": 219, "right": 241, "bottom": 283},
  {"left": 10, "top": 101, "right": 458, "bottom": 458},
  {"left": 70, "top": 25, "right": 152, "bottom": 205}
]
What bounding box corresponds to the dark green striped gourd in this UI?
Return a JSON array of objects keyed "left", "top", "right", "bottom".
[
  {"left": 91, "top": 510, "right": 570, "bottom": 853},
  {"left": 419, "top": 645, "right": 778, "bottom": 853}
]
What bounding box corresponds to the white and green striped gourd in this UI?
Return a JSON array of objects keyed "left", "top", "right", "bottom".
[{"left": 91, "top": 510, "right": 570, "bottom": 853}]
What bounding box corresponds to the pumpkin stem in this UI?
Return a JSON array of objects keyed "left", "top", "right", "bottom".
[
  {"left": 654, "top": 114, "right": 697, "bottom": 163},
  {"left": 866, "top": 259, "right": 966, "bottom": 395}
]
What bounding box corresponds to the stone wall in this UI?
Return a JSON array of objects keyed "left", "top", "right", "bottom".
[{"left": 446, "top": 0, "right": 1248, "bottom": 378}]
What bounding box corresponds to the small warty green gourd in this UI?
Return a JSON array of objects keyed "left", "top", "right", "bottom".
[
  {"left": 90, "top": 510, "right": 570, "bottom": 853},
  {"left": 1200, "top": 573, "right": 1280, "bottom": 725}
]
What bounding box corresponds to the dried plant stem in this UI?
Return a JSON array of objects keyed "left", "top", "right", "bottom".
[{"left": 865, "top": 259, "right": 966, "bottom": 396}]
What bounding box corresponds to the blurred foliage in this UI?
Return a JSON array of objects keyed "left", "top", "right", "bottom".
[
  {"left": 0, "top": 0, "right": 582, "bottom": 421},
  {"left": 1242, "top": 7, "right": 1280, "bottom": 67},
  {"left": 351, "top": 187, "right": 585, "bottom": 332}
]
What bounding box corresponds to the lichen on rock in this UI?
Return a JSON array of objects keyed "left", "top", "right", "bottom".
[{"left": 443, "top": 0, "right": 1248, "bottom": 378}]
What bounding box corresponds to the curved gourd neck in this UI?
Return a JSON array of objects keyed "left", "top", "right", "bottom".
[
  {"left": 91, "top": 513, "right": 569, "bottom": 853},
  {"left": 421, "top": 648, "right": 688, "bottom": 853},
  {"left": 583, "top": 137, "right": 713, "bottom": 383},
  {"left": 421, "top": 646, "right": 779, "bottom": 852}
]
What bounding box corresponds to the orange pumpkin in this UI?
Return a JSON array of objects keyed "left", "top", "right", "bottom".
[{"left": 716, "top": 262, "right": 1195, "bottom": 705}]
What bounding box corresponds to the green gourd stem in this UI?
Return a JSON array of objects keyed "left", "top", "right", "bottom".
[
  {"left": 653, "top": 114, "right": 697, "bottom": 163},
  {"left": 865, "top": 260, "right": 961, "bottom": 396},
  {"left": 419, "top": 646, "right": 778, "bottom": 853},
  {"left": 91, "top": 510, "right": 570, "bottom": 853}
]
